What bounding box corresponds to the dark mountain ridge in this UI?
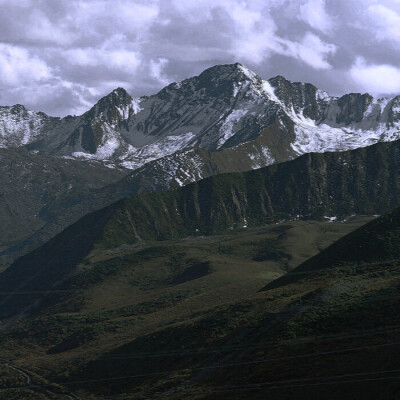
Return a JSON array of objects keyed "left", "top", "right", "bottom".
[
  {"left": 2, "top": 138, "right": 400, "bottom": 316},
  {"left": 0, "top": 147, "right": 125, "bottom": 268}
]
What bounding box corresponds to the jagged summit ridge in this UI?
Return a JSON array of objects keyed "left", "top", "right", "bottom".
[
  {"left": 0, "top": 105, "right": 57, "bottom": 148},
  {"left": 0, "top": 63, "right": 399, "bottom": 171}
]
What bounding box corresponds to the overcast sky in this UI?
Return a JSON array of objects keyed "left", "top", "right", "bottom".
[{"left": 0, "top": 0, "right": 400, "bottom": 116}]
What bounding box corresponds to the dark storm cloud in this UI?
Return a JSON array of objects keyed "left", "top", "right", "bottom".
[{"left": 0, "top": 0, "right": 399, "bottom": 116}]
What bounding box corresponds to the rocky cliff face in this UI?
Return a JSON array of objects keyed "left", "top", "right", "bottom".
[{"left": 1, "top": 63, "right": 399, "bottom": 170}]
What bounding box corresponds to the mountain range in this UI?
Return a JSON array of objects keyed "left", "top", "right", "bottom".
[
  {"left": 1, "top": 63, "right": 400, "bottom": 269},
  {"left": 1, "top": 63, "right": 400, "bottom": 399},
  {"left": 1, "top": 63, "right": 400, "bottom": 172}
]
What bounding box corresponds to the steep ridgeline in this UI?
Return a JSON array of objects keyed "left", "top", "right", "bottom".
[
  {"left": 5, "top": 136, "right": 400, "bottom": 269},
  {"left": 2, "top": 139, "right": 400, "bottom": 316},
  {"left": 73, "top": 139, "right": 400, "bottom": 250},
  {"left": 0, "top": 140, "right": 296, "bottom": 271},
  {"left": 0, "top": 105, "right": 57, "bottom": 147},
  {"left": 0, "top": 148, "right": 125, "bottom": 268},
  {"left": 0, "top": 146, "right": 265, "bottom": 268},
  {"left": 0, "top": 63, "right": 399, "bottom": 171}
]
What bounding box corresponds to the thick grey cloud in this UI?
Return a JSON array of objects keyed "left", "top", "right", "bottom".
[{"left": 0, "top": 0, "right": 399, "bottom": 116}]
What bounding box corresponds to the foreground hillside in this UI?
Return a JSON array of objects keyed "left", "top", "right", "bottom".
[
  {"left": 45, "top": 208, "right": 400, "bottom": 399},
  {"left": 0, "top": 217, "right": 371, "bottom": 399},
  {"left": 2, "top": 138, "right": 400, "bottom": 398},
  {"left": 2, "top": 204, "right": 400, "bottom": 399}
]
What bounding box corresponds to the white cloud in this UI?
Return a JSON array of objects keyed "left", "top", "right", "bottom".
[
  {"left": 1, "top": 1, "right": 160, "bottom": 47},
  {"left": 232, "top": 32, "right": 276, "bottom": 64},
  {"left": 0, "top": 44, "right": 51, "bottom": 87},
  {"left": 7, "top": 79, "right": 96, "bottom": 116},
  {"left": 299, "top": 0, "right": 334, "bottom": 33},
  {"left": 170, "top": 0, "right": 279, "bottom": 64},
  {"left": 150, "top": 58, "right": 170, "bottom": 85},
  {"left": 113, "top": 1, "right": 160, "bottom": 27},
  {"left": 1, "top": 0, "right": 399, "bottom": 116},
  {"left": 278, "top": 32, "right": 337, "bottom": 70},
  {"left": 26, "top": 10, "right": 77, "bottom": 45},
  {"left": 230, "top": 4, "right": 262, "bottom": 31},
  {"left": 0, "top": 0, "right": 32, "bottom": 6},
  {"left": 65, "top": 44, "right": 141, "bottom": 72},
  {"left": 169, "top": 0, "right": 224, "bottom": 22},
  {"left": 171, "top": 1, "right": 335, "bottom": 68},
  {"left": 227, "top": 2, "right": 279, "bottom": 64},
  {"left": 107, "top": 50, "right": 141, "bottom": 71},
  {"left": 350, "top": 57, "right": 400, "bottom": 94},
  {"left": 367, "top": 4, "right": 400, "bottom": 42},
  {"left": 70, "top": 0, "right": 160, "bottom": 38}
]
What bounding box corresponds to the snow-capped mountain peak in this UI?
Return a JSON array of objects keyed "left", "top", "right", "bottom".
[{"left": 1, "top": 63, "right": 400, "bottom": 174}]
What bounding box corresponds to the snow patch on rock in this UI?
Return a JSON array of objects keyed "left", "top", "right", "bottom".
[
  {"left": 218, "top": 109, "right": 249, "bottom": 148},
  {"left": 72, "top": 124, "right": 122, "bottom": 160},
  {"left": 238, "top": 64, "right": 258, "bottom": 81},
  {"left": 316, "top": 90, "right": 331, "bottom": 101},
  {"left": 0, "top": 106, "right": 48, "bottom": 147},
  {"left": 324, "top": 216, "right": 337, "bottom": 222},
  {"left": 261, "top": 81, "right": 400, "bottom": 156},
  {"left": 119, "top": 132, "right": 196, "bottom": 170},
  {"left": 116, "top": 98, "right": 142, "bottom": 121},
  {"left": 248, "top": 145, "right": 275, "bottom": 169}
]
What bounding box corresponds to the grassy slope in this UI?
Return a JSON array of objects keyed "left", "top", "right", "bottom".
[
  {"left": 0, "top": 218, "right": 370, "bottom": 399},
  {"left": 263, "top": 205, "right": 400, "bottom": 291},
  {"left": 3, "top": 139, "right": 400, "bottom": 398},
  {"left": 69, "top": 208, "right": 400, "bottom": 400}
]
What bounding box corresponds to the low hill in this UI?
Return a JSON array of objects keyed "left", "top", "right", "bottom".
[
  {"left": 75, "top": 206, "right": 400, "bottom": 400},
  {"left": 263, "top": 205, "right": 400, "bottom": 291}
]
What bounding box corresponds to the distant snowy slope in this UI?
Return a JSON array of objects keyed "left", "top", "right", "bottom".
[
  {"left": 266, "top": 75, "right": 400, "bottom": 154},
  {"left": 0, "top": 105, "right": 58, "bottom": 147},
  {"left": 0, "top": 63, "right": 399, "bottom": 171}
]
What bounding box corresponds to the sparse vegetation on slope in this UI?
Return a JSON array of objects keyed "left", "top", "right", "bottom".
[{"left": 0, "top": 218, "right": 370, "bottom": 399}]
